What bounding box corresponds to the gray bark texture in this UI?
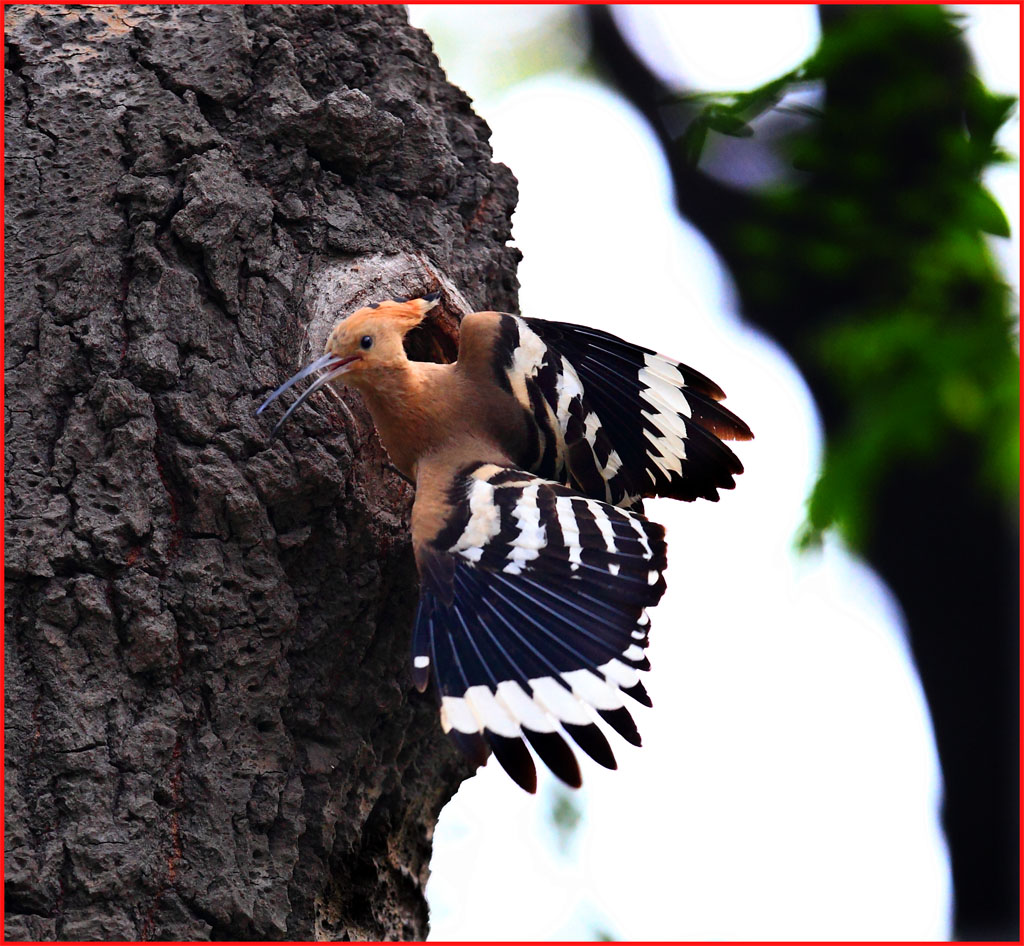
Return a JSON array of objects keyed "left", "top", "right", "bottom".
[{"left": 4, "top": 5, "right": 519, "bottom": 940}]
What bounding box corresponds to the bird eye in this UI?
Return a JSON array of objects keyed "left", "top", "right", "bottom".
[{"left": 360, "top": 335, "right": 373, "bottom": 350}]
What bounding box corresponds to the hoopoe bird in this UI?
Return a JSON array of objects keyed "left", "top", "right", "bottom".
[{"left": 258, "top": 293, "right": 752, "bottom": 792}]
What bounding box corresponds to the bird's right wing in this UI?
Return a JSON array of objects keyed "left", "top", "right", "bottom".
[
  {"left": 465, "top": 312, "right": 752, "bottom": 508},
  {"left": 410, "top": 457, "right": 667, "bottom": 792},
  {"left": 524, "top": 317, "right": 754, "bottom": 505}
]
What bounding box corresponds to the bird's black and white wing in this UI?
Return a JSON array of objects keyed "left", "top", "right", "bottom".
[
  {"left": 484, "top": 313, "right": 753, "bottom": 508},
  {"left": 411, "top": 458, "right": 665, "bottom": 792}
]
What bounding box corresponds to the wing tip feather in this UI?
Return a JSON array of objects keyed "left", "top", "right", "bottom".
[{"left": 487, "top": 733, "right": 538, "bottom": 793}]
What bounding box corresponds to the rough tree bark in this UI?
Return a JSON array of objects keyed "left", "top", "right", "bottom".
[{"left": 4, "top": 6, "right": 518, "bottom": 940}]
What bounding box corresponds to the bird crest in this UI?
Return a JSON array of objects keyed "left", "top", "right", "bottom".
[{"left": 331, "top": 293, "right": 440, "bottom": 344}]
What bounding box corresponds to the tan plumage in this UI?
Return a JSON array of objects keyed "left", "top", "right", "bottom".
[
  {"left": 322, "top": 299, "right": 528, "bottom": 483},
  {"left": 258, "top": 293, "right": 752, "bottom": 792}
]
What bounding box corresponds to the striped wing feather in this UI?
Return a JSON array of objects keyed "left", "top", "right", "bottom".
[
  {"left": 525, "top": 318, "right": 753, "bottom": 505},
  {"left": 412, "top": 461, "right": 665, "bottom": 791}
]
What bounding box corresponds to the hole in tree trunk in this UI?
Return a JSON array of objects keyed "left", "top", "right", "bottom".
[{"left": 403, "top": 306, "right": 460, "bottom": 365}]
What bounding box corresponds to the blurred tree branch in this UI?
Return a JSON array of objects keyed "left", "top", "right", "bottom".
[{"left": 586, "top": 5, "right": 1018, "bottom": 939}]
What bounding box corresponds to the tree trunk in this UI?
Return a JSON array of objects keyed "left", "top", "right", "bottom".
[{"left": 4, "top": 6, "right": 518, "bottom": 940}]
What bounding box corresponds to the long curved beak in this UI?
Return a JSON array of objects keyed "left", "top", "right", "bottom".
[{"left": 257, "top": 353, "right": 359, "bottom": 438}]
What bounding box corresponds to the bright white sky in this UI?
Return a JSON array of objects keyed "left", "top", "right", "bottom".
[{"left": 406, "top": 5, "right": 1019, "bottom": 940}]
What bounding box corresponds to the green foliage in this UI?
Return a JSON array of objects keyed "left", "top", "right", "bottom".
[
  {"left": 549, "top": 790, "right": 583, "bottom": 854},
  {"left": 680, "top": 6, "right": 1019, "bottom": 549},
  {"left": 678, "top": 72, "right": 802, "bottom": 166}
]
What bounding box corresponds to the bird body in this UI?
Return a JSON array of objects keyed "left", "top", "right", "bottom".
[{"left": 259, "top": 293, "right": 752, "bottom": 792}]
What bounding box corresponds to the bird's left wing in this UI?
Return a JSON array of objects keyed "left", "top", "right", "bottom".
[{"left": 411, "top": 457, "right": 667, "bottom": 792}]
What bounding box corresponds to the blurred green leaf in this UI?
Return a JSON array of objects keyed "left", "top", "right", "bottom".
[
  {"left": 671, "top": 70, "right": 806, "bottom": 162},
  {"left": 681, "top": 116, "right": 709, "bottom": 166},
  {"left": 731, "top": 73, "right": 794, "bottom": 120},
  {"left": 705, "top": 107, "right": 754, "bottom": 138},
  {"left": 965, "top": 76, "right": 1018, "bottom": 145},
  {"left": 971, "top": 186, "right": 1012, "bottom": 237},
  {"left": 550, "top": 791, "right": 583, "bottom": 855}
]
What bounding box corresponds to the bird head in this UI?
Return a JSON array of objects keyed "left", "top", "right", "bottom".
[
  {"left": 257, "top": 292, "right": 440, "bottom": 435},
  {"left": 323, "top": 294, "right": 439, "bottom": 382}
]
